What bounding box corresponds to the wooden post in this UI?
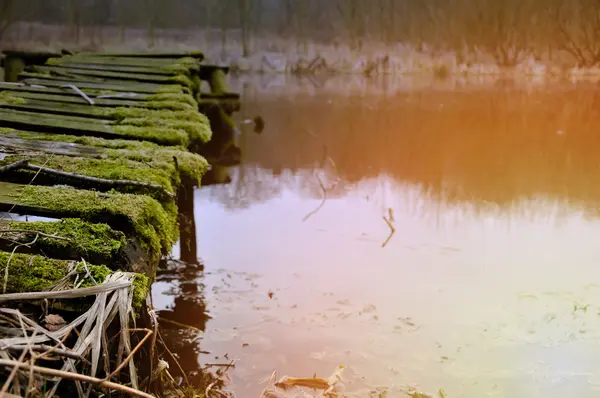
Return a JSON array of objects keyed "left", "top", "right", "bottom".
[{"left": 3, "top": 55, "right": 25, "bottom": 82}]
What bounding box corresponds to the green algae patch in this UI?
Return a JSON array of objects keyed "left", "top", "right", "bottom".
[
  {"left": 112, "top": 125, "right": 189, "bottom": 147},
  {"left": 0, "top": 251, "right": 148, "bottom": 309},
  {"left": 118, "top": 117, "right": 211, "bottom": 144},
  {"left": 0, "top": 130, "right": 210, "bottom": 185},
  {"left": 4, "top": 218, "right": 127, "bottom": 267},
  {"left": 0, "top": 91, "right": 28, "bottom": 105},
  {"left": 7, "top": 185, "right": 178, "bottom": 266},
  {"left": 0, "top": 154, "right": 176, "bottom": 197}
]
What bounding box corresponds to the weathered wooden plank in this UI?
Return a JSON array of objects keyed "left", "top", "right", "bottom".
[
  {"left": 32, "top": 65, "right": 182, "bottom": 85},
  {"left": 75, "top": 50, "right": 204, "bottom": 59},
  {"left": 47, "top": 62, "right": 180, "bottom": 76},
  {"left": 49, "top": 55, "right": 200, "bottom": 69},
  {"left": 0, "top": 109, "right": 189, "bottom": 146},
  {"left": 2, "top": 91, "right": 144, "bottom": 107},
  {"left": 0, "top": 135, "right": 104, "bottom": 157},
  {"left": 1, "top": 98, "right": 238, "bottom": 118},
  {"left": 0, "top": 82, "right": 156, "bottom": 101},
  {"left": 20, "top": 78, "right": 182, "bottom": 94}
]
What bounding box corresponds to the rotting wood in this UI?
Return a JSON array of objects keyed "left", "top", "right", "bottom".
[
  {"left": 24, "top": 162, "right": 175, "bottom": 198},
  {"left": 0, "top": 109, "right": 190, "bottom": 147},
  {"left": 48, "top": 63, "right": 183, "bottom": 76},
  {"left": 0, "top": 218, "right": 134, "bottom": 269},
  {"left": 2, "top": 98, "right": 236, "bottom": 119},
  {"left": 19, "top": 78, "right": 184, "bottom": 94},
  {"left": 32, "top": 65, "right": 189, "bottom": 86},
  {"left": 76, "top": 50, "right": 205, "bottom": 59},
  {"left": 48, "top": 55, "right": 200, "bottom": 70},
  {"left": 0, "top": 181, "right": 178, "bottom": 267}
]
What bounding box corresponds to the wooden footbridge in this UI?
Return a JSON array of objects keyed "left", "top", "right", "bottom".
[{"left": 0, "top": 49, "right": 241, "bottom": 396}]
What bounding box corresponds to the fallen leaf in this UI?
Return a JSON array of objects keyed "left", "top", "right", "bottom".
[{"left": 44, "top": 314, "right": 66, "bottom": 332}]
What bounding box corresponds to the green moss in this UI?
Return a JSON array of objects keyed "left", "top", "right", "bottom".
[
  {"left": 147, "top": 92, "right": 197, "bottom": 108},
  {"left": 0, "top": 154, "right": 176, "bottom": 198},
  {"left": 0, "top": 130, "right": 209, "bottom": 185},
  {"left": 156, "top": 85, "right": 187, "bottom": 94},
  {"left": 0, "top": 91, "right": 28, "bottom": 105},
  {"left": 99, "top": 107, "right": 209, "bottom": 124},
  {"left": 131, "top": 273, "right": 150, "bottom": 309},
  {"left": 118, "top": 117, "right": 211, "bottom": 144},
  {"left": 141, "top": 100, "right": 195, "bottom": 111},
  {"left": 0, "top": 252, "right": 68, "bottom": 292},
  {"left": 10, "top": 185, "right": 178, "bottom": 265},
  {"left": 168, "top": 74, "right": 195, "bottom": 90},
  {"left": 6, "top": 218, "right": 127, "bottom": 266},
  {"left": 112, "top": 125, "right": 189, "bottom": 147},
  {"left": 0, "top": 251, "right": 148, "bottom": 309}
]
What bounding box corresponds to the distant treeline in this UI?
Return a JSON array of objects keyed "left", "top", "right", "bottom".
[{"left": 2, "top": 0, "right": 600, "bottom": 65}]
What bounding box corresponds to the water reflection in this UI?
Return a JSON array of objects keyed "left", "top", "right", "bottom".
[{"left": 155, "top": 78, "right": 600, "bottom": 397}]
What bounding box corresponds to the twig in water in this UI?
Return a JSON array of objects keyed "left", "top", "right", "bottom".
[
  {"left": 0, "top": 359, "right": 155, "bottom": 398},
  {"left": 205, "top": 359, "right": 235, "bottom": 397},
  {"left": 381, "top": 215, "right": 396, "bottom": 248},
  {"left": 157, "top": 330, "right": 189, "bottom": 386},
  {"left": 302, "top": 173, "right": 327, "bottom": 222},
  {"left": 158, "top": 317, "right": 204, "bottom": 334}
]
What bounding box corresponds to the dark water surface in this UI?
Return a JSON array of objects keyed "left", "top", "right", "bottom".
[{"left": 153, "top": 76, "right": 600, "bottom": 397}]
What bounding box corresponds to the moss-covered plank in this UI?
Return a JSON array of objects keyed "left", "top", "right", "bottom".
[
  {"left": 0, "top": 153, "right": 176, "bottom": 200},
  {"left": 0, "top": 218, "right": 129, "bottom": 268},
  {"left": 20, "top": 78, "right": 184, "bottom": 94},
  {"left": 31, "top": 65, "right": 196, "bottom": 90},
  {"left": 46, "top": 62, "right": 185, "bottom": 76},
  {"left": 0, "top": 109, "right": 190, "bottom": 146},
  {"left": 0, "top": 130, "right": 210, "bottom": 185},
  {"left": 0, "top": 182, "right": 178, "bottom": 266},
  {"left": 74, "top": 51, "right": 204, "bottom": 59},
  {"left": 0, "top": 251, "right": 148, "bottom": 309},
  {"left": 2, "top": 91, "right": 196, "bottom": 112}
]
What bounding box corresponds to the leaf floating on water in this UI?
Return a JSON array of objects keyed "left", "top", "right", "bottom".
[{"left": 275, "top": 376, "right": 330, "bottom": 391}]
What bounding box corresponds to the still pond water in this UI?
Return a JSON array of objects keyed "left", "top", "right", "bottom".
[{"left": 153, "top": 75, "right": 600, "bottom": 397}]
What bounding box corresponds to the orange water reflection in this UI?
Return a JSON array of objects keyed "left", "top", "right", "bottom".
[{"left": 154, "top": 77, "right": 600, "bottom": 397}]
